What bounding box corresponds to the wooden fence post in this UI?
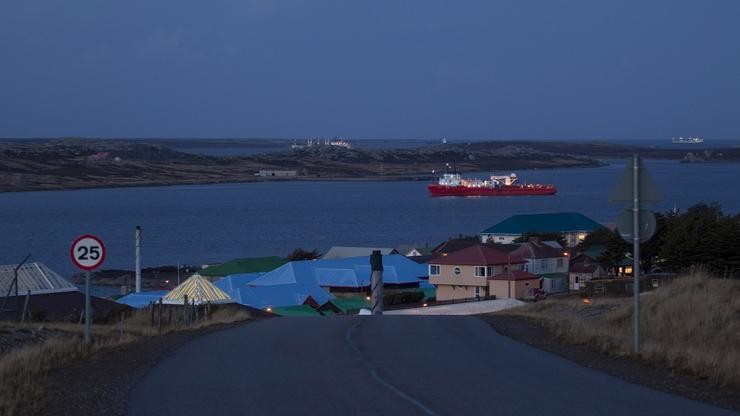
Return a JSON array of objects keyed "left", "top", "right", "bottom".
[
  {"left": 158, "top": 298, "right": 163, "bottom": 335},
  {"left": 183, "top": 294, "right": 189, "bottom": 327}
]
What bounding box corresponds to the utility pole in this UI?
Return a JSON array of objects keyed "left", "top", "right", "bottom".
[{"left": 631, "top": 155, "right": 641, "bottom": 352}]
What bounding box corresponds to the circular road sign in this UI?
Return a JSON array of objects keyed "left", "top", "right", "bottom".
[
  {"left": 70, "top": 235, "right": 106, "bottom": 271},
  {"left": 617, "top": 208, "right": 657, "bottom": 243}
]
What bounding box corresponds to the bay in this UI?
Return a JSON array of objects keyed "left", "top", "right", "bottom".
[{"left": 0, "top": 159, "right": 739, "bottom": 281}]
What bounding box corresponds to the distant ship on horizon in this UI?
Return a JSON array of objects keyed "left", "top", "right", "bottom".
[{"left": 672, "top": 136, "right": 704, "bottom": 144}]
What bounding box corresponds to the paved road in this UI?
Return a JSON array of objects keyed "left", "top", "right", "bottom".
[{"left": 128, "top": 316, "right": 736, "bottom": 416}]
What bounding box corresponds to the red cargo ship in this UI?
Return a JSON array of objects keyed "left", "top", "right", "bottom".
[{"left": 428, "top": 173, "right": 556, "bottom": 196}]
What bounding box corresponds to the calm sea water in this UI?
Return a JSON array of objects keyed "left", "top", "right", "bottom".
[{"left": 1, "top": 159, "right": 739, "bottom": 281}]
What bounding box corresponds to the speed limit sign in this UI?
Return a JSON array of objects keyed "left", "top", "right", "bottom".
[{"left": 70, "top": 235, "right": 106, "bottom": 271}]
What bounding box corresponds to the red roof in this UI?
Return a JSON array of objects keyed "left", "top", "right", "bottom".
[
  {"left": 489, "top": 270, "right": 540, "bottom": 281},
  {"left": 431, "top": 244, "right": 526, "bottom": 266}
]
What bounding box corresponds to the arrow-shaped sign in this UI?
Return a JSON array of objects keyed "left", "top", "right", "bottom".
[{"left": 609, "top": 157, "right": 662, "bottom": 203}]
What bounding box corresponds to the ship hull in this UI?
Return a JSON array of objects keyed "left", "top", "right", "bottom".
[{"left": 428, "top": 184, "right": 557, "bottom": 196}]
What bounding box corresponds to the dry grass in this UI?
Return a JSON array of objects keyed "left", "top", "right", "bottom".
[
  {"left": 0, "top": 307, "right": 253, "bottom": 416},
  {"left": 504, "top": 272, "right": 740, "bottom": 386}
]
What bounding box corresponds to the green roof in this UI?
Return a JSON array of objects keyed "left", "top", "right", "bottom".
[
  {"left": 199, "top": 256, "right": 288, "bottom": 277},
  {"left": 272, "top": 305, "right": 321, "bottom": 317},
  {"left": 481, "top": 212, "right": 604, "bottom": 235},
  {"left": 327, "top": 297, "right": 371, "bottom": 313}
]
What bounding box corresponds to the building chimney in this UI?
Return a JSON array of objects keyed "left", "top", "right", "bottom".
[
  {"left": 370, "top": 250, "right": 384, "bottom": 315},
  {"left": 135, "top": 226, "right": 142, "bottom": 293}
]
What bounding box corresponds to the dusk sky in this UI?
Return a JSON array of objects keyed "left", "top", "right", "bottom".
[{"left": 1, "top": 0, "right": 739, "bottom": 139}]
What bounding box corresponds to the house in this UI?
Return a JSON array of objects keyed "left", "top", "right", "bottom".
[
  {"left": 479, "top": 212, "right": 605, "bottom": 247},
  {"left": 321, "top": 247, "right": 396, "bottom": 260},
  {"left": 199, "top": 257, "right": 288, "bottom": 280},
  {"left": 569, "top": 260, "right": 607, "bottom": 290},
  {"left": 428, "top": 244, "right": 527, "bottom": 301},
  {"left": 488, "top": 270, "right": 542, "bottom": 300},
  {"left": 509, "top": 238, "right": 569, "bottom": 275}
]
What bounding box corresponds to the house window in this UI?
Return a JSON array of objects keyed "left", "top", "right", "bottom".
[
  {"left": 574, "top": 276, "right": 580, "bottom": 283},
  {"left": 539, "top": 259, "right": 547, "bottom": 270},
  {"left": 474, "top": 286, "right": 481, "bottom": 298},
  {"left": 429, "top": 265, "right": 440, "bottom": 276},
  {"left": 557, "top": 258, "right": 564, "bottom": 268},
  {"left": 453, "top": 267, "right": 461, "bottom": 276},
  {"left": 474, "top": 266, "right": 489, "bottom": 277}
]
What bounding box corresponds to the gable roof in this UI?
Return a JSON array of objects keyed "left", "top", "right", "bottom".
[
  {"left": 163, "top": 274, "right": 234, "bottom": 305},
  {"left": 431, "top": 245, "right": 526, "bottom": 266},
  {"left": 431, "top": 239, "right": 479, "bottom": 255},
  {"left": 250, "top": 254, "right": 427, "bottom": 288},
  {"left": 489, "top": 270, "right": 541, "bottom": 281},
  {"left": 394, "top": 245, "right": 433, "bottom": 257},
  {"left": 322, "top": 247, "right": 396, "bottom": 260},
  {"left": 0, "top": 262, "right": 78, "bottom": 296},
  {"left": 509, "top": 241, "right": 566, "bottom": 260},
  {"left": 199, "top": 257, "right": 288, "bottom": 277},
  {"left": 570, "top": 262, "right": 602, "bottom": 273},
  {"left": 481, "top": 212, "right": 604, "bottom": 235}
]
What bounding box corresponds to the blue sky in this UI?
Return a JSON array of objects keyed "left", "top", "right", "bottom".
[{"left": 1, "top": 0, "right": 739, "bottom": 139}]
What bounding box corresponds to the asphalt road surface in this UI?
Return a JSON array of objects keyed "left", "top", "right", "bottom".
[{"left": 128, "top": 316, "right": 736, "bottom": 416}]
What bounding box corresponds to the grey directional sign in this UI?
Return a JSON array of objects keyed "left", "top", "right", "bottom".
[
  {"left": 617, "top": 208, "right": 656, "bottom": 243},
  {"left": 609, "top": 157, "right": 662, "bottom": 203}
]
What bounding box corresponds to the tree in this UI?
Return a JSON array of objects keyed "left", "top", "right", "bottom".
[
  {"left": 287, "top": 248, "right": 321, "bottom": 261},
  {"left": 659, "top": 203, "right": 740, "bottom": 276}
]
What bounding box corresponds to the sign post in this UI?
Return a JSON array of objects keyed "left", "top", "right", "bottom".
[
  {"left": 70, "top": 235, "right": 106, "bottom": 344},
  {"left": 610, "top": 155, "right": 661, "bottom": 353}
]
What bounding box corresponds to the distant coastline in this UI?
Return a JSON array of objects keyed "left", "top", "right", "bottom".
[{"left": 1, "top": 138, "right": 738, "bottom": 193}]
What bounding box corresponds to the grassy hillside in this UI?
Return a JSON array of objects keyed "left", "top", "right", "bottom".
[{"left": 499, "top": 272, "right": 740, "bottom": 386}]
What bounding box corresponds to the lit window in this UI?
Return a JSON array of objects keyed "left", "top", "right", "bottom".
[{"left": 429, "top": 265, "right": 440, "bottom": 275}]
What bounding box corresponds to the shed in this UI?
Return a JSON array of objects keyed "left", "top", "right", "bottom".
[
  {"left": 0, "top": 262, "right": 78, "bottom": 296},
  {"left": 540, "top": 273, "right": 568, "bottom": 294}
]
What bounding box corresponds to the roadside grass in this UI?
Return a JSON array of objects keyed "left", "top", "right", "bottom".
[
  {"left": 497, "top": 271, "right": 740, "bottom": 387},
  {"left": 0, "top": 307, "right": 253, "bottom": 416}
]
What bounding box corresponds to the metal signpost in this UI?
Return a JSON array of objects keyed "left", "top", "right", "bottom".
[
  {"left": 70, "top": 235, "right": 106, "bottom": 344},
  {"left": 610, "top": 155, "right": 661, "bottom": 352}
]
